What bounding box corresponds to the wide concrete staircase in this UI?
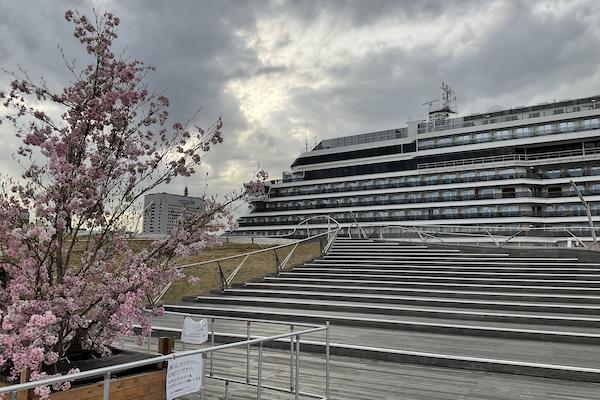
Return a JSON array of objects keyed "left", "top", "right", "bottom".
[{"left": 162, "top": 237, "right": 600, "bottom": 382}]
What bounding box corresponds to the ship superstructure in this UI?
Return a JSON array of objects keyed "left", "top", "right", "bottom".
[{"left": 236, "top": 87, "right": 600, "bottom": 240}]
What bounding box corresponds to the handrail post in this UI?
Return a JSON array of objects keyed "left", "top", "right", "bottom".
[
  {"left": 246, "top": 321, "right": 251, "bottom": 384},
  {"left": 210, "top": 318, "right": 215, "bottom": 377},
  {"left": 295, "top": 334, "right": 300, "bottom": 400},
  {"left": 147, "top": 312, "right": 152, "bottom": 354},
  {"left": 102, "top": 372, "right": 111, "bottom": 400},
  {"left": 289, "top": 324, "right": 295, "bottom": 392},
  {"left": 257, "top": 342, "right": 263, "bottom": 400},
  {"left": 273, "top": 249, "right": 281, "bottom": 273},
  {"left": 217, "top": 261, "right": 227, "bottom": 291},
  {"left": 325, "top": 321, "right": 330, "bottom": 399}
]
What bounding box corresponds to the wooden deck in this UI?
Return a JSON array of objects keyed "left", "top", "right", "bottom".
[{"left": 165, "top": 344, "right": 600, "bottom": 400}]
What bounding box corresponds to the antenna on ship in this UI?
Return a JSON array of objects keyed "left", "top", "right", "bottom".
[
  {"left": 427, "top": 80, "right": 457, "bottom": 122},
  {"left": 305, "top": 121, "right": 309, "bottom": 153}
]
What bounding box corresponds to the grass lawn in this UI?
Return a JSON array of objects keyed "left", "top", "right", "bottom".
[{"left": 158, "top": 239, "right": 322, "bottom": 303}]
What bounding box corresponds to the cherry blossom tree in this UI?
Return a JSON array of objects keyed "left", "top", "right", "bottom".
[{"left": 0, "top": 10, "right": 263, "bottom": 396}]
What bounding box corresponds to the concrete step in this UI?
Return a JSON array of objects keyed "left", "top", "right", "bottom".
[
  {"left": 241, "top": 282, "right": 600, "bottom": 303},
  {"left": 291, "top": 267, "right": 600, "bottom": 280},
  {"left": 262, "top": 276, "right": 600, "bottom": 294},
  {"left": 221, "top": 287, "right": 600, "bottom": 311},
  {"left": 151, "top": 312, "right": 600, "bottom": 383},
  {"left": 319, "top": 257, "right": 592, "bottom": 266},
  {"left": 326, "top": 251, "right": 502, "bottom": 257},
  {"left": 192, "top": 294, "right": 600, "bottom": 324},
  {"left": 329, "top": 246, "right": 462, "bottom": 253},
  {"left": 306, "top": 261, "right": 600, "bottom": 272},
  {"left": 162, "top": 303, "right": 600, "bottom": 344},
  {"left": 278, "top": 271, "right": 600, "bottom": 286}
]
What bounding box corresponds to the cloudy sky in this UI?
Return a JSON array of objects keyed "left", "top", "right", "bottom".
[{"left": 2, "top": 0, "right": 600, "bottom": 215}]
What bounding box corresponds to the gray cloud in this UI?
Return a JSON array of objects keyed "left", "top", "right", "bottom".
[{"left": 1, "top": 0, "right": 600, "bottom": 216}]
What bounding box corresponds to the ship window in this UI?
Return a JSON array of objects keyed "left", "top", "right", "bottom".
[
  {"left": 442, "top": 190, "right": 458, "bottom": 200},
  {"left": 500, "top": 168, "right": 517, "bottom": 178},
  {"left": 559, "top": 121, "right": 575, "bottom": 132},
  {"left": 442, "top": 208, "right": 458, "bottom": 215},
  {"left": 455, "top": 135, "right": 470, "bottom": 144},
  {"left": 481, "top": 206, "right": 496, "bottom": 216},
  {"left": 584, "top": 119, "right": 600, "bottom": 129},
  {"left": 536, "top": 124, "right": 552, "bottom": 135},
  {"left": 545, "top": 169, "right": 561, "bottom": 178},
  {"left": 408, "top": 193, "right": 421, "bottom": 201},
  {"left": 462, "top": 189, "right": 475, "bottom": 199},
  {"left": 463, "top": 207, "right": 478, "bottom": 216},
  {"left": 529, "top": 112, "right": 540, "bottom": 118},
  {"left": 425, "top": 192, "right": 438, "bottom": 200},
  {"left": 436, "top": 137, "right": 452, "bottom": 147},
  {"left": 496, "top": 130, "right": 511, "bottom": 140},
  {"left": 479, "top": 170, "right": 495, "bottom": 180},
  {"left": 548, "top": 186, "right": 562, "bottom": 197},
  {"left": 553, "top": 109, "right": 564, "bottom": 114},
  {"left": 501, "top": 187, "right": 516, "bottom": 198},
  {"left": 407, "top": 176, "right": 420, "bottom": 186},
  {"left": 425, "top": 175, "right": 438, "bottom": 185},
  {"left": 441, "top": 173, "right": 457, "bottom": 183},
  {"left": 515, "top": 127, "right": 531, "bottom": 138},
  {"left": 419, "top": 139, "right": 434, "bottom": 149},
  {"left": 568, "top": 167, "right": 584, "bottom": 177},
  {"left": 474, "top": 132, "right": 491, "bottom": 143},
  {"left": 462, "top": 171, "right": 476, "bottom": 181},
  {"left": 501, "top": 205, "right": 519, "bottom": 214}
]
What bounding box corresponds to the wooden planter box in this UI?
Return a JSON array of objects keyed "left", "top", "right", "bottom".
[
  {"left": 2, "top": 369, "right": 166, "bottom": 400},
  {"left": 48, "top": 369, "right": 166, "bottom": 400},
  {"left": 2, "top": 346, "right": 169, "bottom": 400}
]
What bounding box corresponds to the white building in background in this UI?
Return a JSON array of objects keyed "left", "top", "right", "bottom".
[{"left": 142, "top": 192, "right": 204, "bottom": 235}]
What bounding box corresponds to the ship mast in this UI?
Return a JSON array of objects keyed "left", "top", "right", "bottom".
[{"left": 428, "top": 80, "right": 457, "bottom": 122}]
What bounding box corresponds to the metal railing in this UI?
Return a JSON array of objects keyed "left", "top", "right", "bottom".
[
  {"left": 366, "top": 224, "right": 600, "bottom": 249},
  {"left": 155, "top": 216, "right": 341, "bottom": 302},
  {"left": 0, "top": 314, "right": 330, "bottom": 400},
  {"left": 417, "top": 146, "right": 600, "bottom": 170}
]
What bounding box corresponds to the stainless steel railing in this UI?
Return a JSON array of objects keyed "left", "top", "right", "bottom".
[
  {"left": 155, "top": 217, "right": 341, "bottom": 302},
  {"left": 0, "top": 314, "right": 331, "bottom": 400},
  {"left": 367, "top": 224, "right": 600, "bottom": 249}
]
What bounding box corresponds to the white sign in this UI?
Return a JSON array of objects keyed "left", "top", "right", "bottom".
[
  {"left": 181, "top": 317, "right": 208, "bottom": 344},
  {"left": 166, "top": 353, "right": 204, "bottom": 400}
]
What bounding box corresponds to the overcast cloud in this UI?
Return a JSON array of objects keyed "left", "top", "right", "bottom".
[{"left": 2, "top": 0, "right": 600, "bottom": 216}]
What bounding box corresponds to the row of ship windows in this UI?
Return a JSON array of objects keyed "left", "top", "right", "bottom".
[
  {"left": 417, "top": 105, "right": 598, "bottom": 134},
  {"left": 417, "top": 119, "right": 600, "bottom": 150},
  {"left": 241, "top": 205, "right": 600, "bottom": 226},
  {"left": 239, "top": 223, "right": 598, "bottom": 235},
  {"left": 272, "top": 166, "right": 598, "bottom": 198},
  {"left": 261, "top": 186, "right": 599, "bottom": 212}
]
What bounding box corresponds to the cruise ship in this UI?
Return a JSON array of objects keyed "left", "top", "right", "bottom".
[{"left": 235, "top": 85, "right": 600, "bottom": 242}]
